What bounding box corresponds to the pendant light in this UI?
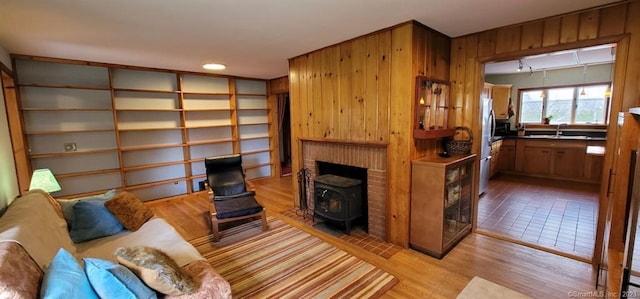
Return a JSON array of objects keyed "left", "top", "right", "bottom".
[
  {"left": 605, "top": 47, "right": 614, "bottom": 98},
  {"left": 517, "top": 59, "right": 523, "bottom": 72},
  {"left": 604, "top": 82, "right": 612, "bottom": 98},
  {"left": 580, "top": 65, "right": 587, "bottom": 96}
]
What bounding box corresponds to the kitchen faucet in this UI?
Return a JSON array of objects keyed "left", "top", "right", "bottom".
[{"left": 555, "top": 123, "right": 567, "bottom": 137}]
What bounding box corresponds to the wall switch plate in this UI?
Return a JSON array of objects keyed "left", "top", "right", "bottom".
[{"left": 64, "top": 143, "right": 77, "bottom": 152}]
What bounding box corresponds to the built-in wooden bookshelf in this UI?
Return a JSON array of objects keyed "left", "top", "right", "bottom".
[
  {"left": 234, "top": 79, "right": 271, "bottom": 179},
  {"left": 14, "top": 56, "right": 273, "bottom": 200}
]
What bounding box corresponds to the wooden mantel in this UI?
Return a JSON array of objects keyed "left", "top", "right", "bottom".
[{"left": 299, "top": 138, "right": 389, "bottom": 148}]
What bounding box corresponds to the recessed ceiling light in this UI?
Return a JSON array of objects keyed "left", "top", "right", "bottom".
[{"left": 203, "top": 63, "right": 226, "bottom": 70}]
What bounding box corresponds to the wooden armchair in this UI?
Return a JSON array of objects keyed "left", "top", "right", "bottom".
[{"left": 204, "top": 154, "right": 268, "bottom": 241}]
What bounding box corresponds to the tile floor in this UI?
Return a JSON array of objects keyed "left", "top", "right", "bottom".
[{"left": 477, "top": 174, "right": 599, "bottom": 259}]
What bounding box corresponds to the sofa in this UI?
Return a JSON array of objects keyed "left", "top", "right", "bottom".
[{"left": 0, "top": 189, "right": 231, "bottom": 298}]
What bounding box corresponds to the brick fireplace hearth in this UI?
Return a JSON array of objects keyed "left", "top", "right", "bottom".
[{"left": 301, "top": 139, "right": 387, "bottom": 240}]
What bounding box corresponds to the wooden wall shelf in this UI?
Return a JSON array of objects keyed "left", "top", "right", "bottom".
[
  {"left": 18, "top": 83, "right": 110, "bottom": 91},
  {"left": 413, "top": 76, "right": 455, "bottom": 139},
  {"left": 113, "top": 88, "right": 181, "bottom": 94},
  {"left": 413, "top": 128, "right": 456, "bottom": 139}
]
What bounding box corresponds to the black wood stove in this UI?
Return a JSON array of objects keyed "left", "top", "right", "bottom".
[{"left": 313, "top": 174, "right": 362, "bottom": 234}]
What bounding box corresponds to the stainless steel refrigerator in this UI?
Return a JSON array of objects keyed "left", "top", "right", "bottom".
[{"left": 479, "top": 98, "right": 495, "bottom": 195}]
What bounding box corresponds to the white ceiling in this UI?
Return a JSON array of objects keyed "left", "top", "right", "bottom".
[
  {"left": 485, "top": 44, "right": 616, "bottom": 75},
  {"left": 0, "top": 0, "right": 622, "bottom": 79}
]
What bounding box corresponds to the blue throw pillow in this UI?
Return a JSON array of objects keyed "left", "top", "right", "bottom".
[
  {"left": 59, "top": 189, "right": 117, "bottom": 226},
  {"left": 69, "top": 197, "right": 124, "bottom": 243},
  {"left": 84, "top": 258, "right": 157, "bottom": 299},
  {"left": 40, "top": 248, "right": 99, "bottom": 299}
]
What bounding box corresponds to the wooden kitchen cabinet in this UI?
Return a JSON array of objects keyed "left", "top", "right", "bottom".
[
  {"left": 553, "top": 147, "right": 585, "bottom": 178},
  {"left": 410, "top": 154, "right": 476, "bottom": 258},
  {"left": 522, "top": 146, "right": 552, "bottom": 175},
  {"left": 585, "top": 154, "right": 604, "bottom": 181},
  {"left": 490, "top": 84, "right": 512, "bottom": 119},
  {"left": 482, "top": 83, "right": 493, "bottom": 99},
  {"left": 515, "top": 139, "right": 590, "bottom": 182},
  {"left": 584, "top": 144, "right": 605, "bottom": 182},
  {"left": 498, "top": 139, "right": 516, "bottom": 172},
  {"left": 489, "top": 140, "right": 501, "bottom": 178}
]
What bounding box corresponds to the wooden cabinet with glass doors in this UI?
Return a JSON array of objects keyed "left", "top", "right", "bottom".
[
  {"left": 410, "top": 154, "right": 476, "bottom": 258},
  {"left": 413, "top": 76, "right": 455, "bottom": 139}
]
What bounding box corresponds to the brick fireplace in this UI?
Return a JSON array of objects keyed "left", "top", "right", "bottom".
[{"left": 301, "top": 139, "right": 387, "bottom": 240}]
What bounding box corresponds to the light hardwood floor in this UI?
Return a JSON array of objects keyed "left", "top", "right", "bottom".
[{"left": 147, "top": 176, "right": 601, "bottom": 299}]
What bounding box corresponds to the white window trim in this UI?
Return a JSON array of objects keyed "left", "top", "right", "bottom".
[{"left": 518, "top": 82, "right": 610, "bottom": 125}]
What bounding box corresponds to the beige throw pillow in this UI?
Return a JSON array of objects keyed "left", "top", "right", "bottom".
[
  {"left": 105, "top": 192, "right": 153, "bottom": 231},
  {"left": 115, "top": 246, "right": 198, "bottom": 296}
]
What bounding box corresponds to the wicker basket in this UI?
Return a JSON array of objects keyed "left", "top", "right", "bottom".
[{"left": 446, "top": 126, "right": 473, "bottom": 155}]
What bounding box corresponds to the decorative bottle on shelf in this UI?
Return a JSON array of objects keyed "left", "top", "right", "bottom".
[{"left": 517, "top": 123, "right": 525, "bottom": 136}]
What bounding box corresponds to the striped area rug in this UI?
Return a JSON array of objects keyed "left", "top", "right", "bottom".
[{"left": 189, "top": 217, "right": 398, "bottom": 298}]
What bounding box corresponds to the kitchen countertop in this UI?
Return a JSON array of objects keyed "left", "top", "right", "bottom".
[
  {"left": 492, "top": 135, "right": 606, "bottom": 142},
  {"left": 586, "top": 146, "right": 605, "bottom": 155}
]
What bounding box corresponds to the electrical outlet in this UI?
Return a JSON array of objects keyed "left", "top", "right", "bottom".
[{"left": 64, "top": 143, "right": 77, "bottom": 152}]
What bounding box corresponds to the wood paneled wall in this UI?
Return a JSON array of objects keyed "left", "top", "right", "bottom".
[
  {"left": 449, "top": 1, "right": 639, "bottom": 296},
  {"left": 289, "top": 21, "right": 450, "bottom": 247},
  {"left": 290, "top": 30, "right": 392, "bottom": 143},
  {"left": 268, "top": 76, "right": 289, "bottom": 94}
]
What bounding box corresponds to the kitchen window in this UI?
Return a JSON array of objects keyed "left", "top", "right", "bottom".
[{"left": 519, "top": 83, "right": 610, "bottom": 125}]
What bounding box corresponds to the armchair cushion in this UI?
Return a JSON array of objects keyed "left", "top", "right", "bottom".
[
  {"left": 207, "top": 172, "right": 246, "bottom": 196},
  {"left": 213, "top": 194, "right": 263, "bottom": 219},
  {"left": 205, "top": 154, "right": 268, "bottom": 241},
  {"left": 205, "top": 155, "right": 247, "bottom": 196},
  {"left": 213, "top": 191, "right": 256, "bottom": 201}
]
